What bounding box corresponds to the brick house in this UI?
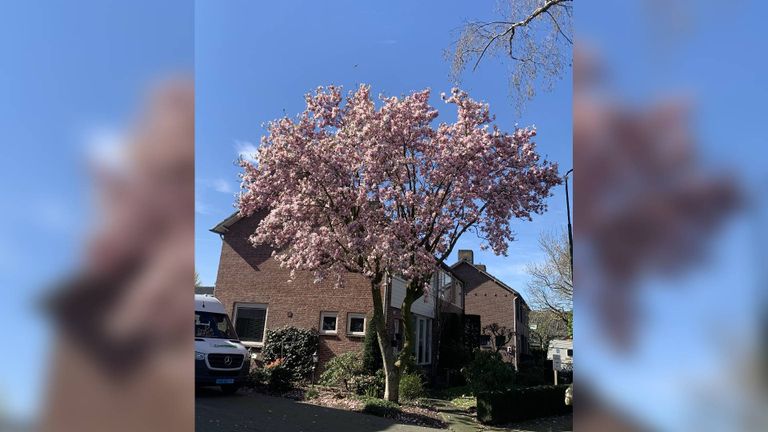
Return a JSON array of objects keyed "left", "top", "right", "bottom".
[
  {"left": 451, "top": 249, "right": 530, "bottom": 369},
  {"left": 210, "top": 211, "right": 465, "bottom": 370}
]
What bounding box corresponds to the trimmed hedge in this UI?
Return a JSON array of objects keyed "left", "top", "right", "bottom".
[{"left": 477, "top": 385, "right": 571, "bottom": 424}]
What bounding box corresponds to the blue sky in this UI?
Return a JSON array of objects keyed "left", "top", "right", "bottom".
[
  {"left": 195, "top": 0, "right": 573, "bottom": 293},
  {"left": 0, "top": 0, "right": 192, "bottom": 420}
]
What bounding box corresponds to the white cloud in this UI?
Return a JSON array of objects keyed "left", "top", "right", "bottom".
[
  {"left": 235, "top": 140, "right": 258, "bottom": 164},
  {"left": 84, "top": 126, "right": 130, "bottom": 175},
  {"left": 211, "top": 178, "right": 234, "bottom": 194}
]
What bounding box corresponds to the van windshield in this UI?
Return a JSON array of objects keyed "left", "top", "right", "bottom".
[{"left": 195, "top": 311, "right": 238, "bottom": 339}]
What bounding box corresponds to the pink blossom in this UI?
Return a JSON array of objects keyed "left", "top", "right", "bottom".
[{"left": 238, "top": 85, "right": 561, "bottom": 290}]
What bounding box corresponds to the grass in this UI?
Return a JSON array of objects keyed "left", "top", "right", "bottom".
[{"left": 450, "top": 396, "right": 476, "bottom": 411}]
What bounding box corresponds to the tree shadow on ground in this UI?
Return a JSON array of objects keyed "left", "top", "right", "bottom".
[{"left": 196, "top": 387, "right": 443, "bottom": 431}]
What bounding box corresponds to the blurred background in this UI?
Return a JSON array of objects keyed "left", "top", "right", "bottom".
[
  {"left": 0, "top": 1, "right": 192, "bottom": 431},
  {"left": 576, "top": 0, "right": 767, "bottom": 430}
]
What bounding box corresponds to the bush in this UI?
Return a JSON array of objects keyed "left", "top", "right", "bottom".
[
  {"left": 263, "top": 326, "right": 319, "bottom": 381},
  {"left": 398, "top": 372, "right": 425, "bottom": 401},
  {"left": 305, "top": 387, "right": 319, "bottom": 400},
  {"left": 362, "top": 318, "right": 382, "bottom": 374},
  {"left": 319, "top": 351, "right": 362, "bottom": 391},
  {"left": 247, "top": 367, "right": 270, "bottom": 387},
  {"left": 476, "top": 385, "right": 571, "bottom": 424},
  {"left": 351, "top": 369, "right": 385, "bottom": 398},
  {"left": 462, "top": 351, "right": 516, "bottom": 394},
  {"left": 515, "top": 364, "right": 550, "bottom": 387},
  {"left": 267, "top": 362, "right": 294, "bottom": 393},
  {"left": 361, "top": 398, "right": 400, "bottom": 418}
]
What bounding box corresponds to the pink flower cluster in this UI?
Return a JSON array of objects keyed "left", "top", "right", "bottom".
[{"left": 238, "top": 85, "right": 561, "bottom": 290}]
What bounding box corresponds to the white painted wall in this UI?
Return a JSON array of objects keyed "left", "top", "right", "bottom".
[{"left": 390, "top": 275, "right": 435, "bottom": 318}]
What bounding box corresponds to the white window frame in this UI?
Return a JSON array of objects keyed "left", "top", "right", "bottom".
[
  {"left": 232, "top": 303, "right": 269, "bottom": 347},
  {"left": 319, "top": 311, "right": 339, "bottom": 335},
  {"left": 346, "top": 313, "right": 366, "bottom": 337},
  {"left": 414, "top": 316, "right": 432, "bottom": 365}
]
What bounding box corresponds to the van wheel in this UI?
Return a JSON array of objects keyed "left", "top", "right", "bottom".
[{"left": 220, "top": 384, "right": 240, "bottom": 395}]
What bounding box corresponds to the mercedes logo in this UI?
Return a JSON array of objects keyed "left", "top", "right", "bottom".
[{"left": 224, "top": 356, "right": 232, "bottom": 366}]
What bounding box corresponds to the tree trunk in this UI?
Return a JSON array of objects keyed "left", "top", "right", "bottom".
[
  {"left": 398, "top": 279, "right": 425, "bottom": 372},
  {"left": 370, "top": 276, "right": 399, "bottom": 402}
]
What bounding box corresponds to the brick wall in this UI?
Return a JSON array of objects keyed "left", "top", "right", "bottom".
[
  {"left": 451, "top": 261, "right": 528, "bottom": 366},
  {"left": 214, "top": 214, "right": 379, "bottom": 366}
]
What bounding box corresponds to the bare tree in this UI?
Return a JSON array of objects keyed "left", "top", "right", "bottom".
[
  {"left": 527, "top": 229, "right": 572, "bottom": 328},
  {"left": 529, "top": 309, "right": 569, "bottom": 351},
  {"left": 449, "top": 0, "right": 573, "bottom": 111}
]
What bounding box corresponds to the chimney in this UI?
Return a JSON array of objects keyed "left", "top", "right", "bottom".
[
  {"left": 476, "top": 264, "right": 487, "bottom": 272},
  {"left": 458, "top": 250, "right": 474, "bottom": 264}
]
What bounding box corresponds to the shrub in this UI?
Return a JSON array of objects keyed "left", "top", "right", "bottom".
[
  {"left": 462, "top": 351, "right": 515, "bottom": 394},
  {"left": 351, "top": 369, "right": 385, "bottom": 398},
  {"left": 319, "top": 351, "right": 362, "bottom": 391},
  {"left": 267, "top": 363, "right": 293, "bottom": 393},
  {"left": 263, "top": 326, "right": 319, "bottom": 381},
  {"left": 398, "top": 372, "right": 425, "bottom": 401},
  {"left": 305, "top": 387, "right": 319, "bottom": 400},
  {"left": 515, "top": 364, "right": 550, "bottom": 387},
  {"left": 476, "top": 385, "right": 571, "bottom": 424},
  {"left": 247, "top": 367, "right": 270, "bottom": 387},
  {"left": 361, "top": 318, "right": 382, "bottom": 374},
  {"left": 361, "top": 398, "right": 400, "bottom": 418}
]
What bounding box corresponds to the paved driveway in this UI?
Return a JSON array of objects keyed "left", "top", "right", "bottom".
[{"left": 196, "top": 388, "right": 440, "bottom": 432}]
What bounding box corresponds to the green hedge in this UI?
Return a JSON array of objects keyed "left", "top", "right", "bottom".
[
  {"left": 262, "top": 326, "right": 319, "bottom": 381},
  {"left": 476, "top": 385, "right": 571, "bottom": 424}
]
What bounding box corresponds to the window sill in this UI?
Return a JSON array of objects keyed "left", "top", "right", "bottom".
[
  {"left": 319, "top": 331, "right": 338, "bottom": 336},
  {"left": 346, "top": 332, "right": 365, "bottom": 338},
  {"left": 241, "top": 341, "right": 264, "bottom": 348}
]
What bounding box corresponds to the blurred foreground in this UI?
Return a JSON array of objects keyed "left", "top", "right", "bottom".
[
  {"left": 38, "top": 81, "right": 195, "bottom": 432},
  {"left": 574, "top": 1, "right": 768, "bottom": 430}
]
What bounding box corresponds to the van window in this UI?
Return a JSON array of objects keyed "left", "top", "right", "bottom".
[{"left": 195, "top": 311, "right": 237, "bottom": 339}]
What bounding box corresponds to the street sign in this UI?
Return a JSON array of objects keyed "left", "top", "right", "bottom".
[{"left": 552, "top": 354, "right": 561, "bottom": 385}]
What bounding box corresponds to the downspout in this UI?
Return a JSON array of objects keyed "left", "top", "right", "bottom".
[{"left": 513, "top": 295, "right": 518, "bottom": 370}]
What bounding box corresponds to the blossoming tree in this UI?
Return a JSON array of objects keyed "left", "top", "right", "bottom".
[{"left": 238, "top": 85, "right": 560, "bottom": 401}]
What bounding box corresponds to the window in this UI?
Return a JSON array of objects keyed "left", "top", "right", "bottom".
[
  {"left": 479, "top": 334, "right": 492, "bottom": 347},
  {"left": 233, "top": 303, "right": 268, "bottom": 344},
  {"left": 320, "top": 312, "right": 338, "bottom": 335},
  {"left": 413, "top": 316, "right": 432, "bottom": 365},
  {"left": 567, "top": 349, "right": 573, "bottom": 357},
  {"left": 196, "top": 311, "right": 238, "bottom": 339},
  {"left": 347, "top": 313, "right": 366, "bottom": 336}
]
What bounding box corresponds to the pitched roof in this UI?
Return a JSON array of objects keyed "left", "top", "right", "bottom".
[
  {"left": 451, "top": 260, "right": 528, "bottom": 308},
  {"left": 210, "top": 212, "right": 465, "bottom": 284},
  {"left": 210, "top": 211, "right": 243, "bottom": 234}
]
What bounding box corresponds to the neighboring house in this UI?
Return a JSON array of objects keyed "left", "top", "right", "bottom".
[
  {"left": 451, "top": 249, "right": 530, "bottom": 369},
  {"left": 547, "top": 339, "right": 573, "bottom": 366},
  {"left": 210, "top": 211, "right": 465, "bottom": 371},
  {"left": 195, "top": 285, "right": 215, "bottom": 296}
]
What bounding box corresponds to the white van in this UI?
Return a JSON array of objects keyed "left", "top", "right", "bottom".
[{"left": 195, "top": 294, "right": 250, "bottom": 393}]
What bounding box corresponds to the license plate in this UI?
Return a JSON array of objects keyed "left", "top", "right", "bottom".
[{"left": 216, "top": 378, "right": 235, "bottom": 385}]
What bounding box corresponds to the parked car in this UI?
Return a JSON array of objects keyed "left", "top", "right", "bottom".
[{"left": 195, "top": 294, "right": 250, "bottom": 393}]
